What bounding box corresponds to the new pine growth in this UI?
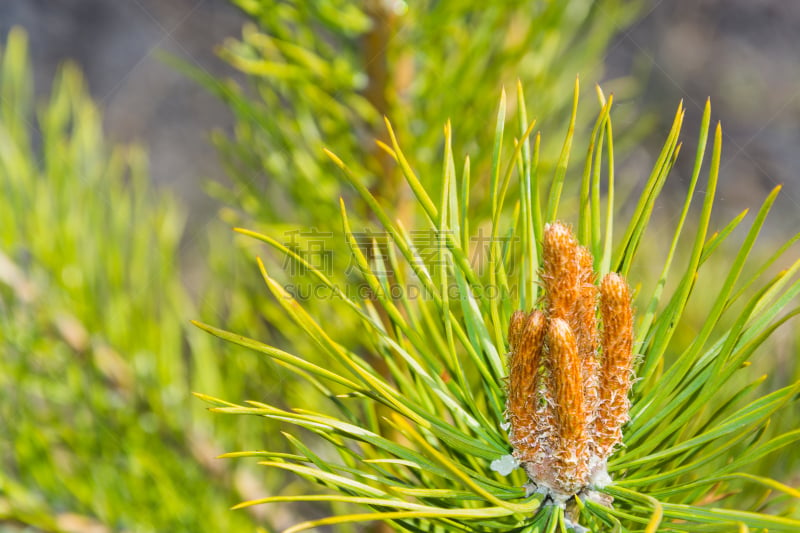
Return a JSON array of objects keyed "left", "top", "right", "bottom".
[{"left": 506, "top": 222, "right": 634, "bottom": 499}]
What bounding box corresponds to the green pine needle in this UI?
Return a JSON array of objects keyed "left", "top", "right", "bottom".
[{"left": 197, "top": 82, "right": 800, "bottom": 532}]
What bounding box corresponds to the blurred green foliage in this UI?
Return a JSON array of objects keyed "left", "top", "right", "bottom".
[
  {"left": 182, "top": 0, "right": 641, "bottom": 229},
  {"left": 0, "top": 28, "right": 272, "bottom": 532}
]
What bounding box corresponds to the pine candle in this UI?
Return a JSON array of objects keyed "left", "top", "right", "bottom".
[{"left": 506, "top": 222, "right": 634, "bottom": 501}]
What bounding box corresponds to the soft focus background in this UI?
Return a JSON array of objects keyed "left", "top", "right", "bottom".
[
  {"left": 0, "top": 0, "right": 243, "bottom": 222},
  {"left": 607, "top": 0, "right": 800, "bottom": 233},
  {"left": 3, "top": 0, "right": 799, "bottom": 230},
  {"left": 1, "top": 1, "right": 798, "bottom": 532}
]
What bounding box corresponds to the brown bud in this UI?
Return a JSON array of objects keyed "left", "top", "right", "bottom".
[
  {"left": 547, "top": 318, "right": 587, "bottom": 445},
  {"left": 596, "top": 273, "right": 634, "bottom": 457},
  {"left": 542, "top": 222, "right": 581, "bottom": 321},
  {"left": 507, "top": 311, "right": 547, "bottom": 462}
]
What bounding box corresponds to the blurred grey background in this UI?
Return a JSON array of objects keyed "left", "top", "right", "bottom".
[
  {"left": 606, "top": 0, "right": 800, "bottom": 231},
  {"left": 1, "top": 0, "right": 798, "bottom": 230},
  {"left": 0, "top": 0, "right": 247, "bottom": 222}
]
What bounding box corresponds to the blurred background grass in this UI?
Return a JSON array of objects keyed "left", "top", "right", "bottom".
[{"left": 0, "top": 1, "right": 798, "bottom": 532}]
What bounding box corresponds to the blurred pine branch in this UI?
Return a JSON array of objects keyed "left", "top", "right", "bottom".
[
  {"left": 0, "top": 28, "right": 269, "bottom": 533},
  {"left": 173, "top": 0, "right": 644, "bottom": 231}
]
